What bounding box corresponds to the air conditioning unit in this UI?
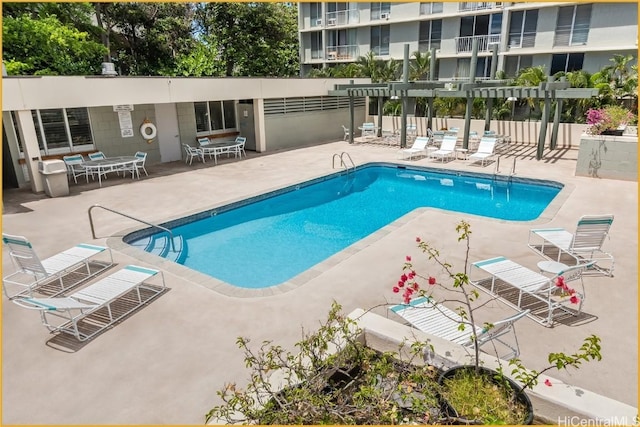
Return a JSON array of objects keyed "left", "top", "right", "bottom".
[
  {"left": 315, "top": 19, "right": 323, "bottom": 26},
  {"left": 380, "top": 12, "right": 390, "bottom": 19},
  {"left": 101, "top": 62, "right": 118, "bottom": 76},
  {"left": 327, "top": 17, "right": 337, "bottom": 26}
]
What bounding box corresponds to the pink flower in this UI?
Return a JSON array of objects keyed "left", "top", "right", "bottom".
[
  {"left": 555, "top": 276, "right": 565, "bottom": 288},
  {"left": 412, "top": 283, "right": 420, "bottom": 291},
  {"left": 416, "top": 237, "right": 421, "bottom": 243},
  {"left": 570, "top": 295, "right": 580, "bottom": 305},
  {"left": 392, "top": 286, "right": 400, "bottom": 293},
  {"left": 407, "top": 271, "right": 416, "bottom": 279},
  {"left": 400, "top": 274, "right": 408, "bottom": 283},
  {"left": 544, "top": 379, "right": 552, "bottom": 387},
  {"left": 397, "top": 280, "right": 405, "bottom": 288},
  {"left": 406, "top": 255, "right": 412, "bottom": 262},
  {"left": 403, "top": 295, "right": 412, "bottom": 304},
  {"left": 428, "top": 276, "right": 436, "bottom": 285}
]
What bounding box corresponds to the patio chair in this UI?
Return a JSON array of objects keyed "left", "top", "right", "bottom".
[
  {"left": 62, "top": 154, "right": 88, "bottom": 184},
  {"left": 2, "top": 233, "right": 113, "bottom": 299},
  {"left": 468, "top": 137, "right": 498, "bottom": 166},
  {"left": 342, "top": 125, "right": 350, "bottom": 141},
  {"left": 428, "top": 135, "right": 457, "bottom": 162},
  {"left": 134, "top": 151, "right": 148, "bottom": 178},
  {"left": 398, "top": 136, "right": 430, "bottom": 160},
  {"left": 197, "top": 137, "right": 210, "bottom": 147},
  {"left": 528, "top": 214, "right": 614, "bottom": 276},
  {"left": 471, "top": 256, "right": 594, "bottom": 327},
  {"left": 391, "top": 296, "right": 529, "bottom": 360},
  {"left": 12, "top": 265, "right": 165, "bottom": 341},
  {"left": 233, "top": 136, "right": 247, "bottom": 158},
  {"left": 182, "top": 143, "right": 204, "bottom": 165},
  {"left": 88, "top": 151, "right": 106, "bottom": 161}
]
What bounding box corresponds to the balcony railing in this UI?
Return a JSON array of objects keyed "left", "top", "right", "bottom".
[
  {"left": 326, "top": 45, "right": 359, "bottom": 61},
  {"left": 325, "top": 10, "right": 360, "bottom": 27},
  {"left": 458, "top": 2, "right": 502, "bottom": 12},
  {"left": 455, "top": 34, "right": 501, "bottom": 53}
]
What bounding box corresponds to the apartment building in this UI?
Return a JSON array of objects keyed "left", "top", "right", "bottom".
[{"left": 298, "top": 2, "right": 638, "bottom": 79}]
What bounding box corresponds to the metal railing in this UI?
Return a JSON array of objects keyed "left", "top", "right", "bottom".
[
  {"left": 458, "top": 2, "right": 503, "bottom": 12},
  {"left": 325, "top": 45, "right": 359, "bottom": 61},
  {"left": 88, "top": 204, "right": 176, "bottom": 251},
  {"left": 325, "top": 10, "right": 360, "bottom": 26},
  {"left": 332, "top": 152, "right": 355, "bottom": 173},
  {"left": 455, "top": 34, "right": 501, "bottom": 53}
]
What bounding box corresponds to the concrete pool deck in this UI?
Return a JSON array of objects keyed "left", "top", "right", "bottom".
[{"left": 2, "top": 140, "right": 637, "bottom": 424}]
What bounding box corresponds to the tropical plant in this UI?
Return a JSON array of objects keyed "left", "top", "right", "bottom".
[
  {"left": 410, "top": 50, "right": 431, "bottom": 81},
  {"left": 585, "top": 105, "right": 635, "bottom": 135}
]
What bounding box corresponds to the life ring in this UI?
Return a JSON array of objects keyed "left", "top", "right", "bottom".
[{"left": 140, "top": 121, "right": 157, "bottom": 142}]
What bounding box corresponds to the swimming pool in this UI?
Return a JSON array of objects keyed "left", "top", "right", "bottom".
[{"left": 125, "top": 163, "right": 562, "bottom": 289}]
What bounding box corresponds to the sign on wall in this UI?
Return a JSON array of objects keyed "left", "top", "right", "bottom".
[
  {"left": 118, "top": 110, "right": 134, "bottom": 138},
  {"left": 113, "top": 104, "right": 134, "bottom": 112}
]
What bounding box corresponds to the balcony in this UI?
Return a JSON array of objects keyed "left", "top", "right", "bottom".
[
  {"left": 458, "top": 2, "right": 503, "bottom": 12},
  {"left": 455, "top": 34, "right": 501, "bottom": 53},
  {"left": 325, "top": 10, "right": 360, "bottom": 27},
  {"left": 326, "top": 45, "right": 359, "bottom": 61}
]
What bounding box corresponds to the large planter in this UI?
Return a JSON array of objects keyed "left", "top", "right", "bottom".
[{"left": 438, "top": 365, "right": 534, "bottom": 425}]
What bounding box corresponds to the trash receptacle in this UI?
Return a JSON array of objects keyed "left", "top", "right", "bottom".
[{"left": 38, "top": 160, "right": 70, "bottom": 197}]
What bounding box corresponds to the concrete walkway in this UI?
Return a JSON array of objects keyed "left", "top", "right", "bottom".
[{"left": 2, "top": 140, "right": 637, "bottom": 424}]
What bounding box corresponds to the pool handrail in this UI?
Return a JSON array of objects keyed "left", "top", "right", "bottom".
[{"left": 88, "top": 204, "right": 176, "bottom": 252}]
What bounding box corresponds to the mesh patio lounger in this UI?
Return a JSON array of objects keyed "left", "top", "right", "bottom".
[
  {"left": 471, "top": 256, "right": 594, "bottom": 327},
  {"left": 527, "top": 214, "right": 614, "bottom": 276},
  {"left": 428, "top": 135, "right": 457, "bottom": 162},
  {"left": 391, "top": 296, "right": 529, "bottom": 360},
  {"left": 12, "top": 265, "right": 165, "bottom": 341},
  {"left": 398, "top": 136, "right": 430, "bottom": 160},
  {"left": 468, "top": 137, "right": 498, "bottom": 166},
  {"left": 2, "top": 233, "right": 114, "bottom": 299}
]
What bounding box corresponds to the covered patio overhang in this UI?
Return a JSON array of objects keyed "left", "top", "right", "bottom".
[{"left": 329, "top": 80, "right": 598, "bottom": 160}]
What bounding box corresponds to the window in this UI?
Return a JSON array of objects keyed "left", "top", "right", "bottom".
[
  {"left": 311, "top": 32, "right": 323, "bottom": 59},
  {"left": 371, "top": 2, "right": 391, "bottom": 20},
  {"left": 554, "top": 4, "right": 591, "bottom": 46},
  {"left": 17, "top": 108, "right": 94, "bottom": 155},
  {"left": 371, "top": 25, "right": 390, "bottom": 55},
  {"left": 310, "top": 2, "right": 322, "bottom": 26},
  {"left": 456, "top": 57, "right": 493, "bottom": 79},
  {"left": 194, "top": 101, "right": 237, "bottom": 134},
  {"left": 509, "top": 10, "right": 538, "bottom": 48},
  {"left": 550, "top": 53, "right": 584, "bottom": 74},
  {"left": 504, "top": 55, "right": 533, "bottom": 77},
  {"left": 419, "top": 20, "right": 442, "bottom": 51},
  {"left": 460, "top": 13, "right": 502, "bottom": 37},
  {"left": 420, "top": 2, "right": 443, "bottom": 14}
]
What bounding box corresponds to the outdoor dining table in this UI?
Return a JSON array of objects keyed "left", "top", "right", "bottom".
[
  {"left": 199, "top": 139, "right": 242, "bottom": 165},
  {"left": 81, "top": 156, "right": 139, "bottom": 187}
]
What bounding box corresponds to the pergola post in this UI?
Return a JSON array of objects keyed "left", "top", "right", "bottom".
[
  {"left": 348, "top": 81, "right": 355, "bottom": 144},
  {"left": 484, "top": 45, "right": 499, "bottom": 131},
  {"left": 400, "top": 44, "right": 409, "bottom": 148},
  {"left": 428, "top": 47, "right": 437, "bottom": 131},
  {"left": 550, "top": 77, "right": 565, "bottom": 150},
  {"left": 463, "top": 39, "right": 479, "bottom": 150},
  {"left": 377, "top": 91, "right": 383, "bottom": 138},
  {"left": 537, "top": 88, "right": 551, "bottom": 160}
]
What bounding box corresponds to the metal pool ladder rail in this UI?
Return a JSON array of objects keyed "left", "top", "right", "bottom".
[
  {"left": 88, "top": 204, "right": 177, "bottom": 251},
  {"left": 332, "top": 152, "right": 355, "bottom": 173}
]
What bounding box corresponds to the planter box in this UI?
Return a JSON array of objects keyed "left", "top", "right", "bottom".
[{"left": 576, "top": 134, "right": 637, "bottom": 181}]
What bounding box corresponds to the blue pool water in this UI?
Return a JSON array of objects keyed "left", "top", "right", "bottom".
[{"left": 126, "top": 164, "right": 562, "bottom": 289}]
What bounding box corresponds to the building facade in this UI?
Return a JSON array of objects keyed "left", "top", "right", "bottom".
[
  {"left": 298, "top": 2, "right": 638, "bottom": 78},
  {"left": 2, "top": 77, "right": 368, "bottom": 191}
]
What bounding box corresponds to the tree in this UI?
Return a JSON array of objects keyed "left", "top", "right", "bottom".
[
  {"left": 409, "top": 50, "right": 431, "bottom": 81},
  {"left": 193, "top": 2, "right": 299, "bottom": 77},
  {"left": 2, "top": 14, "right": 108, "bottom": 75}
]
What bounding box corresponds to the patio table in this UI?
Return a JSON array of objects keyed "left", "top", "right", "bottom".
[
  {"left": 81, "top": 156, "right": 138, "bottom": 187},
  {"left": 199, "top": 140, "right": 242, "bottom": 165}
]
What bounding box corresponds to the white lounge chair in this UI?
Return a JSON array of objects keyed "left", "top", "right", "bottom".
[
  {"left": 471, "top": 256, "right": 594, "bottom": 327},
  {"left": 398, "top": 136, "right": 430, "bottom": 160},
  {"left": 342, "top": 125, "right": 350, "bottom": 141},
  {"left": 468, "top": 137, "right": 498, "bottom": 166},
  {"left": 13, "top": 265, "right": 165, "bottom": 341},
  {"left": 391, "top": 296, "right": 529, "bottom": 360},
  {"left": 2, "top": 233, "right": 113, "bottom": 299},
  {"left": 428, "top": 135, "right": 457, "bottom": 162},
  {"left": 528, "top": 214, "right": 614, "bottom": 276}
]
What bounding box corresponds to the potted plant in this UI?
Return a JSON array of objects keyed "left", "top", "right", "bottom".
[
  {"left": 585, "top": 105, "right": 634, "bottom": 136},
  {"left": 393, "top": 220, "right": 602, "bottom": 425}
]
